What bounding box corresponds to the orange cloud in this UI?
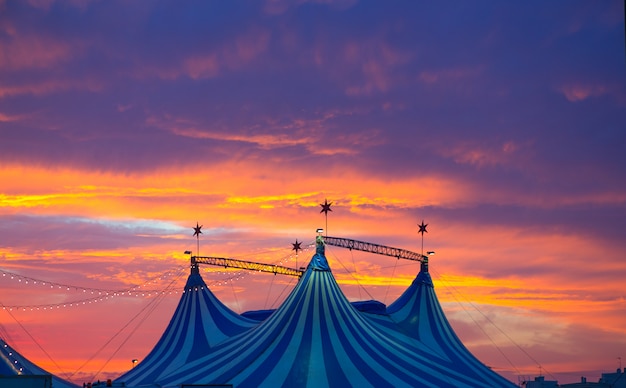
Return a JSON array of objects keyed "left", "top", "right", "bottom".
[
  {"left": 0, "top": 161, "right": 508, "bottom": 230},
  {"left": 147, "top": 109, "right": 382, "bottom": 156},
  {"left": 168, "top": 126, "right": 315, "bottom": 148}
]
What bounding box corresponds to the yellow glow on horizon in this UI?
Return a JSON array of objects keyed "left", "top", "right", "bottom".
[
  {"left": 334, "top": 272, "right": 416, "bottom": 287},
  {"left": 2, "top": 161, "right": 625, "bottom": 384},
  {"left": 0, "top": 163, "right": 468, "bottom": 216}
]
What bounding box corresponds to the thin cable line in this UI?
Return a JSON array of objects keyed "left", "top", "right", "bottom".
[
  {"left": 264, "top": 274, "right": 275, "bottom": 309},
  {"left": 0, "top": 301, "right": 72, "bottom": 382},
  {"left": 91, "top": 272, "right": 183, "bottom": 381},
  {"left": 383, "top": 258, "right": 399, "bottom": 304},
  {"left": 326, "top": 247, "right": 375, "bottom": 301},
  {"left": 431, "top": 267, "right": 552, "bottom": 380},
  {"left": 350, "top": 250, "right": 362, "bottom": 300},
  {"left": 270, "top": 277, "right": 296, "bottom": 309},
  {"left": 70, "top": 267, "right": 187, "bottom": 381},
  {"left": 230, "top": 279, "right": 241, "bottom": 313}
]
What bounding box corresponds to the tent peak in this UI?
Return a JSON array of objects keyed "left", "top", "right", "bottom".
[{"left": 309, "top": 234, "right": 330, "bottom": 271}]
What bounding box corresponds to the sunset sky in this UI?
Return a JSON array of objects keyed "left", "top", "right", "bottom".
[{"left": 1, "top": 0, "right": 625, "bottom": 385}]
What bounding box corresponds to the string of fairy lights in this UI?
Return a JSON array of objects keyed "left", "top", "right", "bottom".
[
  {"left": 2, "top": 341, "right": 26, "bottom": 374},
  {"left": 0, "top": 267, "right": 185, "bottom": 311},
  {"left": 0, "top": 240, "right": 315, "bottom": 378},
  {"left": 0, "top": 242, "right": 315, "bottom": 312},
  {"left": 0, "top": 266, "right": 182, "bottom": 294},
  {"left": 0, "top": 240, "right": 306, "bottom": 379},
  {"left": 0, "top": 204, "right": 326, "bottom": 316}
]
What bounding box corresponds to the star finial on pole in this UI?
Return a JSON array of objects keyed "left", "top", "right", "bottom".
[
  {"left": 418, "top": 220, "right": 428, "bottom": 235},
  {"left": 418, "top": 220, "right": 428, "bottom": 256},
  {"left": 193, "top": 222, "right": 203, "bottom": 256},
  {"left": 292, "top": 239, "right": 302, "bottom": 269},
  {"left": 320, "top": 198, "right": 332, "bottom": 236},
  {"left": 292, "top": 239, "right": 302, "bottom": 255},
  {"left": 320, "top": 198, "right": 332, "bottom": 215},
  {"left": 193, "top": 222, "right": 203, "bottom": 237}
]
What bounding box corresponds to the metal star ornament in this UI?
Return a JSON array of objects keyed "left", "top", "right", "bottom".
[
  {"left": 193, "top": 222, "right": 203, "bottom": 237},
  {"left": 320, "top": 199, "right": 332, "bottom": 214},
  {"left": 418, "top": 220, "right": 428, "bottom": 235},
  {"left": 292, "top": 240, "right": 302, "bottom": 255}
]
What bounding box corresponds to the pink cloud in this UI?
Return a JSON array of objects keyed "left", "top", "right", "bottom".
[
  {"left": 0, "top": 111, "right": 24, "bottom": 122},
  {"left": 171, "top": 126, "right": 315, "bottom": 148},
  {"left": 233, "top": 27, "right": 270, "bottom": 63},
  {"left": 0, "top": 77, "right": 103, "bottom": 98},
  {"left": 137, "top": 27, "right": 271, "bottom": 81},
  {"left": 24, "top": 0, "right": 55, "bottom": 11},
  {"left": 146, "top": 108, "right": 383, "bottom": 156},
  {"left": 0, "top": 33, "right": 74, "bottom": 71},
  {"left": 263, "top": 0, "right": 358, "bottom": 15},
  {"left": 343, "top": 40, "right": 413, "bottom": 96},
  {"left": 187, "top": 27, "right": 270, "bottom": 79},
  {"left": 183, "top": 54, "right": 220, "bottom": 79},
  {"left": 559, "top": 83, "right": 609, "bottom": 102},
  {"left": 298, "top": 37, "right": 413, "bottom": 96},
  {"left": 182, "top": 26, "right": 270, "bottom": 80},
  {"left": 418, "top": 66, "right": 485, "bottom": 85},
  {"left": 437, "top": 139, "right": 526, "bottom": 168},
  {"left": 116, "top": 104, "right": 133, "bottom": 113}
]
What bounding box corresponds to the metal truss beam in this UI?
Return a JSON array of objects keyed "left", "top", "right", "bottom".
[
  {"left": 323, "top": 236, "right": 427, "bottom": 262},
  {"left": 192, "top": 256, "right": 304, "bottom": 278}
]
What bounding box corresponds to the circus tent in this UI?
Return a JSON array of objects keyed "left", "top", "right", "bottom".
[
  {"left": 0, "top": 234, "right": 515, "bottom": 387},
  {"left": 116, "top": 263, "right": 258, "bottom": 385},
  {"left": 115, "top": 236, "right": 515, "bottom": 388},
  {"left": 0, "top": 337, "right": 78, "bottom": 388}
]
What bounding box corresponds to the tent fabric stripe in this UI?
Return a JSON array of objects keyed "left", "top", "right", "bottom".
[
  {"left": 117, "top": 272, "right": 256, "bottom": 386},
  {"left": 387, "top": 270, "right": 515, "bottom": 387}
]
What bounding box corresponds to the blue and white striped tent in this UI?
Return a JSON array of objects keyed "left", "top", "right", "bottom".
[
  {"left": 0, "top": 337, "right": 79, "bottom": 388},
  {"left": 116, "top": 265, "right": 258, "bottom": 385},
  {"left": 117, "top": 237, "right": 515, "bottom": 387}
]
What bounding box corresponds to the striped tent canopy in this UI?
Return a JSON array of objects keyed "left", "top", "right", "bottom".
[
  {"left": 117, "top": 237, "right": 515, "bottom": 388},
  {"left": 385, "top": 260, "right": 513, "bottom": 385},
  {"left": 0, "top": 337, "right": 79, "bottom": 388},
  {"left": 116, "top": 265, "right": 258, "bottom": 386}
]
